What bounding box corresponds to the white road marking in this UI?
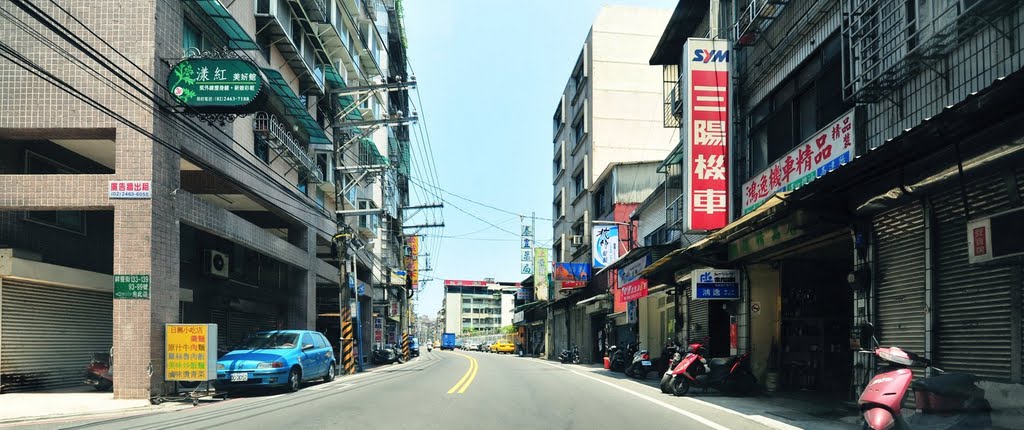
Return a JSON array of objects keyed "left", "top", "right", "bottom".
[{"left": 535, "top": 360, "right": 803, "bottom": 430}]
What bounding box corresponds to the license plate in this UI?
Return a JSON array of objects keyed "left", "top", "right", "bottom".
[
  {"left": 641, "top": 361, "right": 652, "bottom": 366},
  {"left": 230, "top": 373, "right": 248, "bottom": 382}
]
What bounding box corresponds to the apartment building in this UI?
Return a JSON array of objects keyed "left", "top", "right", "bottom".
[
  {"left": 442, "top": 280, "right": 519, "bottom": 335},
  {"left": 0, "top": 0, "right": 415, "bottom": 398}
]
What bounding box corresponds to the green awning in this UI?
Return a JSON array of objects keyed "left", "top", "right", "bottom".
[
  {"left": 324, "top": 65, "right": 345, "bottom": 87},
  {"left": 191, "top": 0, "right": 259, "bottom": 51},
  {"left": 360, "top": 138, "right": 388, "bottom": 166},
  {"left": 657, "top": 139, "right": 686, "bottom": 173},
  {"left": 261, "top": 68, "right": 330, "bottom": 146}
]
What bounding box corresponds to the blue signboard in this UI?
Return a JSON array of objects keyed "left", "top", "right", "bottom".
[
  {"left": 553, "top": 262, "right": 591, "bottom": 282},
  {"left": 691, "top": 269, "right": 740, "bottom": 300}
]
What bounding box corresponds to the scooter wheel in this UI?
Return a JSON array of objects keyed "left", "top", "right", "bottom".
[
  {"left": 660, "top": 374, "right": 672, "bottom": 393},
  {"left": 671, "top": 376, "right": 690, "bottom": 396}
]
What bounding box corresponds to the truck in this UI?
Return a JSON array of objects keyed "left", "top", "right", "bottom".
[{"left": 441, "top": 333, "right": 456, "bottom": 351}]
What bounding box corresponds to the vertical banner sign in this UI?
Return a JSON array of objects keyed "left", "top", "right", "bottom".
[
  {"left": 373, "top": 317, "right": 384, "bottom": 344},
  {"left": 534, "top": 248, "right": 549, "bottom": 300},
  {"left": 592, "top": 225, "right": 619, "bottom": 269},
  {"left": 405, "top": 236, "right": 420, "bottom": 289},
  {"left": 165, "top": 324, "right": 217, "bottom": 382},
  {"left": 521, "top": 224, "right": 535, "bottom": 274},
  {"left": 684, "top": 38, "right": 731, "bottom": 232}
]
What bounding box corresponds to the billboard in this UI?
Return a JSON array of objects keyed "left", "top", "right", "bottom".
[
  {"left": 534, "top": 248, "right": 550, "bottom": 300},
  {"left": 684, "top": 38, "right": 732, "bottom": 232},
  {"left": 165, "top": 324, "right": 218, "bottom": 382},
  {"left": 553, "top": 263, "right": 590, "bottom": 282},
  {"left": 592, "top": 225, "right": 620, "bottom": 269},
  {"left": 742, "top": 109, "right": 857, "bottom": 214}
]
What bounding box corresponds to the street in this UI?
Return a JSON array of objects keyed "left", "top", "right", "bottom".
[{"left": 10, "top": 350, "right": 858, "bottom": 430}]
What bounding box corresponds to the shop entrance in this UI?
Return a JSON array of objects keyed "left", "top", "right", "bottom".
[
  {"left": 778, "top": 238, "right": 853, "bottom": 397},
  {"left": 708, "top": 302, "right": 732, "bottom": 357}
]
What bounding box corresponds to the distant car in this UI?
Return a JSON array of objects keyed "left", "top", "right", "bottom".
[
  {"left": 492, "top": 339, "right": 515, "bottom": 354},
  {"left": 216, "top": 330, "right": 335, "bottom": 392},
  {"left": 410, "top": 337, "right": 420, "bottom": 357},
  {"left": 480, "top": 341, "right": 493, "bottom": 352}
]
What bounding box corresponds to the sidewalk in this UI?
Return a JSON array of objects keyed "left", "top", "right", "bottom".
[
  {"left": 0, "top": 386, "right": 190, "bottom": 427},
  {"left": 542, "top": 359, "right": 861, "bottom": 430}
]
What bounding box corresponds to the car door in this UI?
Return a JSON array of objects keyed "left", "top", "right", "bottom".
[
  {"left": 316, "top": 333, "right": 334, "bottom": 366},
  {"left": 298, "top": 333, "right": 320, "bottom": 378},
  {"left": 312, "top": 333, "right": 331, "bottom": 373}
]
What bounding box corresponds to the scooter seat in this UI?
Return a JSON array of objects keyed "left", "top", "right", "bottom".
[
  {"left": 708, "top": 357, "right": 731, "bottom": 368},
  {"left": 911, "top": 373, "right": 981, "bottom": 397}
]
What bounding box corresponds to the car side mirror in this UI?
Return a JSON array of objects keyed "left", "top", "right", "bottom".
[{"left": 302, "top": 344, "right": 315, "bottom": 351}]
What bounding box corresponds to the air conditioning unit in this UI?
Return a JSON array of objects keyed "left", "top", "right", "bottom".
[
  {"left": 967, "top": 207, "right": 1024, "bottom": 264},
  {"left": 571, "top": 235, "right": 584, "bottom": 247},
  {"left": 203, "top": 250, "right": 230, "bottom": 279}
]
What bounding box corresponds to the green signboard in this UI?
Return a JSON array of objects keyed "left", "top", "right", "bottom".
[
  {"left": 114, "top": 274, "right": 150, "bottom": 299},
  {"left": 168, "top": 58, "right": 262, "bottom": 110}
]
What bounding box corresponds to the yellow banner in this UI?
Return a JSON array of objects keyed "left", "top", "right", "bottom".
[
  {"left": 165, "top": 324, "right": 217, "bottom": 381},
  {"left": 406, "top": 236, "right": 420, "bottom": 286}
]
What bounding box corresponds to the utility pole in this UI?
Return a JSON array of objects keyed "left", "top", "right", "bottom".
[{"left": 334, "top": 227, "right": 357, "bottom": 376}]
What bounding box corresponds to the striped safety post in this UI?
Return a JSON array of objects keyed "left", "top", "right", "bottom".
[
  {"left": 341, "top": 305, "right": 356, "bottom": 375},
  {"left": 402, "top": 332, "right": 410, "bottom": 362}
]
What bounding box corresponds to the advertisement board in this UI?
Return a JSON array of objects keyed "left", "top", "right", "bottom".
[
  {"left": 621, "top": 278, "right": 649, "bottom": 302},
  {"left": 109, "top": 181, "right": 152, "bottom": 199},
  {"left": 684, "top": 38, "right": 732, "bottom": 232},
  {"left": 167, "top": 58, "right": 263, "bottom": 110},
  {"left": 405, "top": 236, "right": 419, "bottom": 287},
  {"left": 534, "top": 248, "right": 549, "bottom": 300},
  {"left": 592, "top": 225, "right": 619, "bottom": 268},
  {"left": 553, "top": 263, "right": 590, "bottom": 282},
  {"left": 691, "top": 269, "right": 740, "bottom": 300},
  {"left": 165, "top": 324, "right": 218, "bottom": 381},
  {"left": 742, "top": 109, "right": 857, "bottom": 214}
]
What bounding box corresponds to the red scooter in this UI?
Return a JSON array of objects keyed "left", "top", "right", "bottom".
[
  {"left": 83, "top": 350, "right": 113, "bottom": 391},
  {"left": 660, "top": 338, "right": 706, "bottom": 393},
  {"left": 668, "top": 340, "right": 757, "bottom": 396},
  {"left": 857, "top": 323, "right": 991, "bottom": 430}
]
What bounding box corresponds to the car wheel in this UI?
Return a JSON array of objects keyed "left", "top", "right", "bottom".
[
  {"left": 287, "top": 368, "right": 301, "bottom": 392},
  {"left": 323, "top": 362, "right": 336, "bottom": 382}
]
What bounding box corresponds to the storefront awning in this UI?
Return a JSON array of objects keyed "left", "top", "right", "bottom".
[
  {"left": 261, "top": 68, "right": 331, "bottom": 146},
  {"left": 189, "top": 0, "right": 259, "bottom": 51}
]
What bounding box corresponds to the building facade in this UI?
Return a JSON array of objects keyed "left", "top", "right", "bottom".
[
  {"left": 0, "top": 0, "right": 419, "bottom": 398},
  {"left": 442, "top": 280, "right": 519, "bottom": 336},
  {"left": 641, "top": 0, "right": 1024, "bottom": 423}
]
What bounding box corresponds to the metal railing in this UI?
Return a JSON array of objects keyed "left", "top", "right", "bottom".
[
  {"left": 253, "top": 112, "right": 324, "bottom": 183},
  {"left": 732, "top": 0, "right": 789, "bottom": 47},
  {"left": 665, "top": 194, "right": 686, "bottom": 231}
]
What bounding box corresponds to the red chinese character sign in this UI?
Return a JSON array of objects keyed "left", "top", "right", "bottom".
[
  {"left": 741, "top": 109, "right": 858, "bottom": 214},
  {"left": 684, "top": 39, "right": 731, "bottom": 231}
]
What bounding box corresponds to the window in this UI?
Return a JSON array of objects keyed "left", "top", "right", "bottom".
[
  {"left": 300, "top": 333, "right": 314, "bottom": 348},
  {"left": 553, "top": 151, "right": 562, "bottom": 179},
  {"left": 593, "top": 181, "right": 609, "bottom": 217},
  {"left": 644, "top": 226, "right": 668, "bottom": 247},
  {"left": 572, "top": 218, "right": 584, "bottom": 238},
  {"left": 553, "top": 99, "right": 564, "bottom": 139},
  {"left": 573, "top": 170, "right": 584, "bottom": 197},
  {"left": 297, "top": 171, "right": 308, "bottom": 194},
  {"left": 254, "top": 134, "right": 270, "bottom": 164},
  {"left": 312, "top": 333, "right": 328, "bottom": 349},
  {"left": 182, "top": 20, "right": 209, "bottom": 54},
  {"left": 571, "top": 110, "right": 586, "bottom": 148},
  {"left": 747, "top": 35, "right": 850, "bottom": 176},
  {"left": 23, "top": 151, "right": 86, "bottom": 234},
  {"left": 553, "top": 191, "right": 564, "bottom": 220},
  {"left": 570, "top": 48, "right": 587, "bottom": 103}
]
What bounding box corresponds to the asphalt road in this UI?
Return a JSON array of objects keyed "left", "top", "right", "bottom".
[{"left": 14, "top": 350, "right": 860, "bottom": 430}]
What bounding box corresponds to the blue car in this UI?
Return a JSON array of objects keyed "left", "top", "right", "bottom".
[{"left": 216, "top": 330, "right": 336, "bottom": 392}]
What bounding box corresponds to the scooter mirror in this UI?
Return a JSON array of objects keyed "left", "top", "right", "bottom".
[{"left": 858, "top": 322, "right": 875, "bottom": 350}]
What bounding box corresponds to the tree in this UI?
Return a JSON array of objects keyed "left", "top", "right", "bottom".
[{"left": 500, "top": 325, "right": 516, "bottom": 334}]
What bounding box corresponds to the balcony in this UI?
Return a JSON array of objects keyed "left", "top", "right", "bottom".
[
  {"left": 732, "top": 0, "right": 789, "bottom": 47},
  {"left": 662, "top": 70, "right": 683, "bottom": 128},
  {"left": 665, "top": 194, "right": 686, "bottom": 231},
  {"left": 842, "top": 0, "right": 1020, "bottom": 103},
  {"left": 253, "top": 112, "right": 324, "bottom": 183},
  {"left": 296, "top": 0, "right": 329, "bottom": 24},
  {"left": 255, "top": 0, "right": 324, "bottom": 95}
]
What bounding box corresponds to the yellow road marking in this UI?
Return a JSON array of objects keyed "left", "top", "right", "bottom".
[{"left": 446, "top": 353, "right": 478, "bottom": 394}]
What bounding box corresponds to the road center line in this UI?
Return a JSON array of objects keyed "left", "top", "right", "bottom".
[
  {"left": 457, "top": 356, "right": 478, "bottom": 394},
  {"left": 447, "top": 353, "right": 478, "bottom": 394}
]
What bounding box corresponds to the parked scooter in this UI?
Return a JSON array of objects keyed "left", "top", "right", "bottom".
[
  {"left": 83, "top": 349, "right": 113, "bottom": 391},
  {"left": 371, "top": 344, "right": 405, "bottom": 365},
  {"left": 558, "top": 344, "right": 581, "bottom": 364},
  {"left": 660, "top": 339, "right": 705, "bottom": 393},
  {"left": 607, "top": 341, "right": 637, "bottom": 372},
  {"left": 856, "top": 322, "right": 991, "bottom": 430},
  {"left": 669, "top": 345, "right": 757, "bottom": 396},
  {"left": 624, "top": 343, "right": 655, "bottom": 380}
]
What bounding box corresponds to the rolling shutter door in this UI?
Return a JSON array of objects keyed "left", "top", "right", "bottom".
[
  {"left": 687, "top": 287, "right": 709, "bottom": 343},
  {"left": 873, "top": 203, "right": 926, "bottom": 364},
  {"left": 1, "top": 279, "right": 112, "bottom": 392},
  {"left": 933, "top": 176, "right": 1014, "bottom": 381}
]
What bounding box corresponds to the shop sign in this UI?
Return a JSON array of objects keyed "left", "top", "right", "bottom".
[
  {"left": 742, "top": 109, "right": 857, "bottom": 215},
  {"left": 691, "top": 269, "right": 740, "bottom": 300},
  {"left": 728, "top": 221, "right": 803, "bottom": 260},
  {"left": 592, "top": 225, "right": 620, "bottom": 268},
  {"left": 534, "top": 248, "right": 550, "bottom": 300},
  {"left": 617, "top": 255, "right": 651, "bottom": 286},
  {"left": 113, "top": 274, "right": 150, "bottom": 299},
  {"left": 513, "top": 311, "right": 525, "bottom": 324},
  {"left": 165, "top": 324, "right": 217, "bottom": 382},
  {"left": 405, "top": 236, "right": 419, "bottom": 287},
  {"left": 561, "top": 280, "right": 586, "bottom": 289},
  {"left": 389, "top": 301, "right": 400, "bottom": 321},
  {"left": 627, "top": 300, "right": 638, "bottom": 324},
  {"left": 517, "top": 286, "right": 533, "bottom": 302},
  {"left": 390, "top": 270, "right": 407, "bottom": 286},
  {"left": 621, "top": 278, "right": 649, "bottom": 302},
  {"left": 553, "top": 262, "right": 590, "bottom": 282},
  {"left": 373, "top": 317, "right": 383, "bottom": 343},
  {"left": 167, "top": 58, "right": 262, "bottom": 109},
  {"left": 108, "top": 181, "right": 151, "bottom": 199},
  {"left": 445, "top": 280, "right": 489, "bottom": 287},
  {"left": 683, "top": 38, "right": 732, "bottom": 232}
]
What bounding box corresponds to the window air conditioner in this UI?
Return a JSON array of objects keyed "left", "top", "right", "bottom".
[
  {"left": 203, "top": 250, "right": 230, "bottom": 279},
  {"left": 571, "top": 235, "right": 584, "bottom": 247},
  {"left": 967, "top": 206, "right": 1024, "bottom": 264}
]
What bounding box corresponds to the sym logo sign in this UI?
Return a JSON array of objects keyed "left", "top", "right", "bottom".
[{"left": 692, "top": 49, "right": 730, "bottom": 63}]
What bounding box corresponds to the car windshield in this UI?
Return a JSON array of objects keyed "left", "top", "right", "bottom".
[{"left": 233, "top": 332, "right": 299, "bottom": 350}]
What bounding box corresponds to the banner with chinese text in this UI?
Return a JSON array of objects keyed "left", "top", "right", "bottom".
[
  {"left": 534, "top": 248, "right": 549, "bottom": 300},
  {"left": 742, "top": 109, "right": 857, "bottom": 214},
  {"left": 405, "top": 236, "right": 419, "bottom": 288},
  {"left": 165, "top": 324, "right": 217, "bottom": 381},
  {"left": 684, "top": 38, "right": 731, "bottom": 231}
]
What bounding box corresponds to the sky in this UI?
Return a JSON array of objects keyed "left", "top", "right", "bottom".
[{"left": 401, "top": 0, "right": 677, "bottom": 317}]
